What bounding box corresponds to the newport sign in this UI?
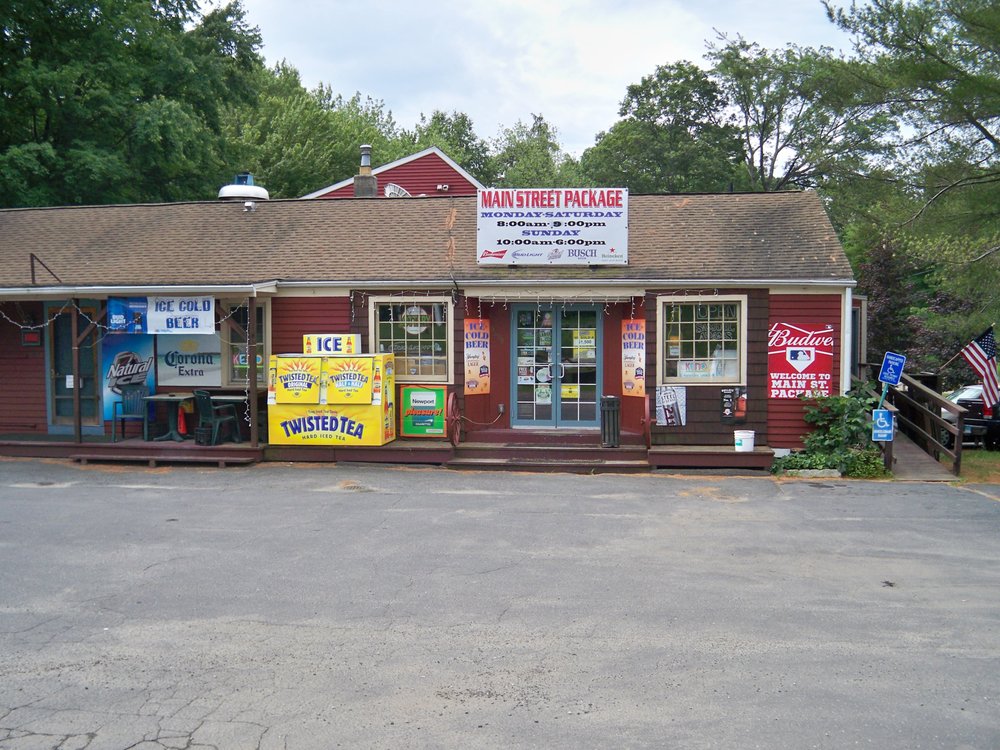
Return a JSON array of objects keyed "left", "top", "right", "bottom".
[{"left": 476, "top": 188, "right": 629, "bottom": 266}]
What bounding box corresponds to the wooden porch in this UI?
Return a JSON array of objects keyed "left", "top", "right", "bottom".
[{"left": 0, "top": 430, "right": 775, "bottom": 473}]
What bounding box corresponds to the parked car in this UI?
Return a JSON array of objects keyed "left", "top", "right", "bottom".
[{"left": 942, "top": 384, "right": 1000, "bottom": 450}]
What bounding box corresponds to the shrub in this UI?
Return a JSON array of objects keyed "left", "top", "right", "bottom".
[
  {"left": 772, "top": 390, "right": 891, "bottom": 478},
  {"left": 844, "top": 446, "right": 890, "bottom": 479}
]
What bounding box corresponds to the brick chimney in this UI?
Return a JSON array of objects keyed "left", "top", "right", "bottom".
[{"left": 354, "top": 144, "right": 378, "bottom": 198}]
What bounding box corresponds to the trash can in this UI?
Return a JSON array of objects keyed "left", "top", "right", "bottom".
[{"left": 600, "top": 395, "right": 621, "bottom": 448}]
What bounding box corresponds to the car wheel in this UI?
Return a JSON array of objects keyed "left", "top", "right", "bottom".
[{"left": 985, "top": 436, "right": 1000, "bottom": 451}]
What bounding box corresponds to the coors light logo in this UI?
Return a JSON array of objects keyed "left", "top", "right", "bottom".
[{"left": 106, "top": 351, "right": 153, "bottom": 394}]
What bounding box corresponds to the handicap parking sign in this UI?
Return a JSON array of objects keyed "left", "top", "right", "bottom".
[
  {"left": 878, "top": 351, "right": 906, "bottom": 386},
  {"left": 872, "top": 409, "right": 894, "bottom": 442}
]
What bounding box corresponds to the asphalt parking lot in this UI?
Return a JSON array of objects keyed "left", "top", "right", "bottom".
[{"left": 1, "top": 458, "right": 998, "bottom": 749}]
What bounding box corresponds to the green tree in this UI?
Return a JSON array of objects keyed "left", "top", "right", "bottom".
[
  {"left": 826, "top": 0, "right": 1000, "bottom": 341},
  {"left": 489, "top": 114, "right": 580, "bottom": 188},
  {"left": 0, "top": 0, "right": 264, "bottom": 207},
  {"left": 410, "top": 110, "right": 494, "bottom": 185},
  {"left": 707, "top": 37, "right": 892, "bottom": 191},
  {"left": 222, "top": 64, "right": 414, "bottom": 199},
  {"left": 580, "top": 62, "right": 744, "bottom": 193}
]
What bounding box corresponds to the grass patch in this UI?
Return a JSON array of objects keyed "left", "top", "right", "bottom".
[{"left": 959, "top": 449, "right": 1000, "bottom": 483}]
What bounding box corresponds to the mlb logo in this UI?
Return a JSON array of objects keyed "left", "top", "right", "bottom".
[{"left": 786, "top": 347, "right": 815, "bottom": 373}]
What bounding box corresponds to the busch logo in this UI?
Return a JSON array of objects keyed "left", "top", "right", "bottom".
[{"left": 106, "top": 351, "right": 153, "bottom": 394}]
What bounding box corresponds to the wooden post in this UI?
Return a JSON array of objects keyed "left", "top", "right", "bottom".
[
  {"left": 248, "top": 296, "right": 259, "bottom": 447},
  {"left": 71, "top": 300, "right": 82, "bottom": 443}
]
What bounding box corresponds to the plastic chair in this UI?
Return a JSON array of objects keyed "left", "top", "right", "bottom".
[
  {"left": 112, "top": 384, "right": 149, "bottom": 442},
  {"left": 193, "top": 390, "right": 241, "bottom": 445}
]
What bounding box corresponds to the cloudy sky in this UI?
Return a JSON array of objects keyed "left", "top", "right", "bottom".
[{"left": 235, "top": 0, "right": 857, "bottom": 157}]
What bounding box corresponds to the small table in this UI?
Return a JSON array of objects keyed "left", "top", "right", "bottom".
[{"left": 144, "top": 392, "right": 194, "bottom": 442}]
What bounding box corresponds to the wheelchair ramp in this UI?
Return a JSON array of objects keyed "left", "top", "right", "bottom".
[{"left": 890, "top": 432, "right": 955, "bottom": 481}]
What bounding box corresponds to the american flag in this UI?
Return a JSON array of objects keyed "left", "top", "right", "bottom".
[{"left": 961, "top": 327, "right": 999, "bottom": 411}]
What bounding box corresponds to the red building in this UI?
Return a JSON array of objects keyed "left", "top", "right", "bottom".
[
  {"left": 301, "top": 146, "right": 483, "bottom": 200},
  {"left": 0, "top": 159, "right": 857, "bottom": 470}
]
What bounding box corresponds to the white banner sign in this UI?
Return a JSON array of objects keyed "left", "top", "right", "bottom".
[
  {"left": 477, "top": 188, "right": 628, "bottom": 265},
  {"left": 147, "top": 296, "right": 215, "bottom": 334}
]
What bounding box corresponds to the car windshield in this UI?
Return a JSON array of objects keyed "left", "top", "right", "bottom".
[{"left": 948, "top": 385, "right": 982, "bottom": 403}]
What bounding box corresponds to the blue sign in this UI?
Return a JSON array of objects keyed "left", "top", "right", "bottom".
[
  {"left": 107, "top": 297, "right": 148, "bottom": 333},
  {"left": 878, "top": 351, "right": 906, "bottom": 386},
  {"left": 101, "top": 333, "right": 155, "bottom": 420},
  {"left": 872, "top": 409, "right": 894, "bottom": 442}
]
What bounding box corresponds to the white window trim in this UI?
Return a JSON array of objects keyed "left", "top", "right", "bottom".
[
  {"left": 369, "top": 295, "right": 454, "bottom": 384},
  {"left": 656, "top": 294, "right": 748, "bottom": 386},
  {"left": 220, "top": 298, "right": 270, "bottom": 388}
]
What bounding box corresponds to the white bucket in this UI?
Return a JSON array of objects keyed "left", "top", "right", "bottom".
[{"left": 734, "top": 430, "right": 755, "bottom": 452}]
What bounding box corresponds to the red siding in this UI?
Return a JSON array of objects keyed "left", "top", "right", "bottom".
[
  {"left": 766, "top": 294, "right": 843, "bottom": 449},
  {"left": 0, "top": 302, "right": 48, "bottom": 433},
  {"left": 318, "top": 153, "right": 479, "bottom": 199},
  {"left": 646, "top": 289, "right": 770, "bottom": 447},
  {"left": 460, "top": 299, "right": 510, "bottom": 428},
  {"left": 271, "top": 297, "right": 352, "bottom": 353}
]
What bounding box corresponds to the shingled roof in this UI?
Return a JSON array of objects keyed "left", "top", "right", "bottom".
[{"left": 0, "top": 191, "right": 853, "bottom": 294}]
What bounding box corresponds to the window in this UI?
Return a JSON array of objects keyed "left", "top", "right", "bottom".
[
  {"left": 370, "top": 296, "right": 453, "bottom": 383},
  {"left": 658, "top": 295, "right": 746, "bottom": 385},
  {"left": 221, "top": 301, "right": 267, "bottom": 387}
]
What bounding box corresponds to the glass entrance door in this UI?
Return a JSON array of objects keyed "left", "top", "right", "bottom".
[
  {"left": 512, "top": 305, "right": 601, "bottom": 428},
  {"left": 48, "top": 304, "right": 100, "bottom": 427}
]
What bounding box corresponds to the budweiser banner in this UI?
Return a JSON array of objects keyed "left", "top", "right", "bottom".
[{"left": 767, "top": 321, "right": 835, "bottom": 399}]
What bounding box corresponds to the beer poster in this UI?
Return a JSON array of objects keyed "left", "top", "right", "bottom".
[
  {"left": 156, "top": 333, "right": 222, "bottom": 387},
  {"left": 464, "top": 319, "right": 491, "bottom": 395},
  {"left": 621, "top": 319, "right": 646, "bottom": 397},
  {"left": 101, "top": 333, "right": 155, "bottom": 420},
  {"left": 107, "top": 297, "right": 148, "bottom": 333},
  {"left": 656, "top": 386, "right": 687, "bottom": 426},
  {"left": 767, "top": 321, "right": 835, "bottom": 399}
]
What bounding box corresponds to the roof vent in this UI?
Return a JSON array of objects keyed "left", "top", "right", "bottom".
[
  {"left": 384, "top": 183, "right": 412, "bottom": 198},
  {"left": 218, "top": 173, "right": 269, "bottom": 201}
]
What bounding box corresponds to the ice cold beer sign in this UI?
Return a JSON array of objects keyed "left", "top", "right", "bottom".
[{"left": 768, "top": 322, "right": 835, "bottom": 399}]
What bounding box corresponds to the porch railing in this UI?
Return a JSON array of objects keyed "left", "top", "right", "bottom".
[{"left": 860, "top": 365, "right": 966, "bottom": 476}]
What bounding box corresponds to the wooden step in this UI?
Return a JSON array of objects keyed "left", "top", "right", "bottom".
[
  {"left": 71, "top": 453, "right": 257, "bottom": 468},
  {"left": 647, "top": 444, "right": 774, "bottom": 470},
  {"left": 446, "top": 456, "right": 651, "bottom": 474},
  {"left": 454, "top": 442, "right": 648, "bottom": 463}
]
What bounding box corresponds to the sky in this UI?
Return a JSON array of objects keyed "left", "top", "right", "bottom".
[{"left": 234, "top": 0, "right": 858, "bottom": 158}]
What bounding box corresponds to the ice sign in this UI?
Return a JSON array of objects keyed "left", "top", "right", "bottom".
[{"left": 878, "top": 351, "right": 906, "bottom": 386}]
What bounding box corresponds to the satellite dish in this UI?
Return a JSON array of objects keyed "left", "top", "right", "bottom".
[{"left": 384, "top": 183, "right": 411, "bottom": 198}]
